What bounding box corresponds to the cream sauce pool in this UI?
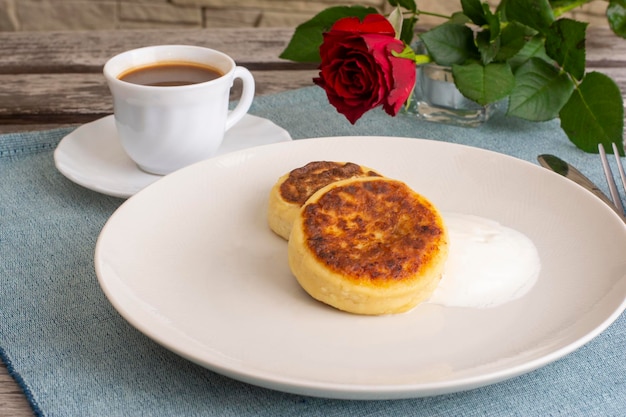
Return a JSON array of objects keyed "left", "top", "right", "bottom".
[{"left": 427, "top": 213, "right": 541, "bottom": 308}]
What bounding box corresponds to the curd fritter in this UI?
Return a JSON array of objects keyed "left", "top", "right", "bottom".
[
  {"left": 288, "top": 177, "right": 449, "bottom": 315},
  {"left": 268, "top": 161, "right": 380, "bottom": 240}
]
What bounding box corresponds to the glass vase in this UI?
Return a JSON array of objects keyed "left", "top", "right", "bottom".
[{"left": 408, "top": 63, "right": 497, "bottom": 127}]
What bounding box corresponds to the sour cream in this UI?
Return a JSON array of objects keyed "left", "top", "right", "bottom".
[{"left": 427, "top": 213, "right": 541, "bottom": 308}]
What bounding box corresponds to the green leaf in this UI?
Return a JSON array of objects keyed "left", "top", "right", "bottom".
[
  {"left": 476, "top": 30, "right": 499, "bottom": 64},
  {"left": 279, "top": 6, "right": 377, "bottom": 62},
  {"left": 503, "top": 0, "right": 555, "bottom": 34},
  {"left": 608, "top": 0, "right": 626, "bottom": 39},
  {"left": 495, "top": 21, "right": 530, "bottom": 61},
  {"left": 507, "top": 57, "right": 574, "bottom": 121},
  {"left": 400, "top": 16, "right": 419, "bottom": 45},
  {"left": 549, "top": 0, "right": 592, "bottom": 16},
  {"left": 474, "top": 5, "right": 502, "bottom": 64},
  {"left": 449, "top": 11, "right": 472, "bottom": 24},
  {"left": 507, "top": 34, "right": 552, "bottom": 71},
  {"left": 462, "top": 0, "right": 487, "bottom": 25},
  {"left": 388, "top": 0, "right": 418, "bottom": 13},
  {"left": 495, "top": 0, "right": 510, "bottom": 18},
  {"left": 483, "top": 4, "right": 501, "bottom": 41},
  {"left": 559, "top": 71, "right": 625, "bottom": 153},
  {"left": 419, "top": 23, "right": 479, "bottom": 66},
  {"left": 452, "top": 62, "right": 515, "bottom": 105},
  {"left": 545, "top": 18, "right": 587, "bottom": 80}
]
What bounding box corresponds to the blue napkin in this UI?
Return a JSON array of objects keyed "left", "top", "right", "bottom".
[{"left": 1, "top": 86, "right": 625, "bottom": 416}]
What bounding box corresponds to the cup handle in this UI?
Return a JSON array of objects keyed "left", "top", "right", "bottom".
[{"left": 225, "top": 66, "right": 255, "bottom": 131}]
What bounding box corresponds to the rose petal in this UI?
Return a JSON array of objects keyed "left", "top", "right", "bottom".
[
  {"left": 384, "top": 44, "right": 416, "bottom": 115},
  {"left": 331, "top": 14, "right": 395, "bottom": 37}
]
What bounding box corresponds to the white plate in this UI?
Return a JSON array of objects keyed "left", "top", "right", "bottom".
[
  {"left": 94, "top": 137, "right": 626, "bottom": 400},
  {"left": 54, "top": 114, "right": 292, "bottom": 198}
]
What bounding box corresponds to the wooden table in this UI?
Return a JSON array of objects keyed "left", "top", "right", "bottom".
[{"left": 1, "top": 26, "right": 625, "bottom": 416}]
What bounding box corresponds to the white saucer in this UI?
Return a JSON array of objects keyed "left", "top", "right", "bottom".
[{"left": 54, "top": 114, "right": 292, "bottom": 198}]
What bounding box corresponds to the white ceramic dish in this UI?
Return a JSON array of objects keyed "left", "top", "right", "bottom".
[
  {"left": 94, "top": 137, "right": 626, "bottom": 400},
  {"left": 54, "top": 114, "right": 292, "bottom": 198}
]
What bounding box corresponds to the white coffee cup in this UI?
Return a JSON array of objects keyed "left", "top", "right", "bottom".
[{"left": 103, "top": 45, "right": 255, "bottom": 175}]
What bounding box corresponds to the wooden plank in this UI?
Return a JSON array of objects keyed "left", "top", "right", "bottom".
[
  {"left": 0, "top": 27, "right": 315, "bottom": 74},
  {"left": 585, "top": 28, "right": 626, "bottom": 67},
  {"left": 0, "top": 123, "right": 81, "bottom": 134},
  {"left": 0, "top": 26, "right": 622, "bottom": 74},
  {"left": 0, "top": 69, "right": 319, "bottom": 128},
  {"left": 0, "top": 363, "right": 33, "bottom": 417}
]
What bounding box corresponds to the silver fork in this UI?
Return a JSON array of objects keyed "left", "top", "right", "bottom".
[{"left": 598, "top": 142, "right": 626, "bottom": 217}]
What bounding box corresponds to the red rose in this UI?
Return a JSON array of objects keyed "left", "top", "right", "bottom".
[{"left": 313, "top": 14, "right": 416, "bottom": 124}]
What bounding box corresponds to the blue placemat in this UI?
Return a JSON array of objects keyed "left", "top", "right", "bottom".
[{"left": 1, "top": 86, "right": 625, "bottom": 416}]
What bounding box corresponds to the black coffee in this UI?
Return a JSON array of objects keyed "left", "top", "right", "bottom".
[{"left": 119, "top": 62, "right": 223, "bottom": 86}]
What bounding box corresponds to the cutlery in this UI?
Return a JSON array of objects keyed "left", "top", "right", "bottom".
[
  {"left": 537, "top": 154, "right": 626, "bottom": 221},
  {"left": 598, "top": 143, "right": 626, "bottom": 217}
]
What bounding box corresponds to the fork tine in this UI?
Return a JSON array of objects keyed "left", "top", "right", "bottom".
[
  {"left": 611, "top": 142, "right": 626, "bottom": 198},
  {"left": 599, "top": 143, "right": 626, "bottom": 215}
]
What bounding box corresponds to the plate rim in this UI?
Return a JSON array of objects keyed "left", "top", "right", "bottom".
[{"left": 94, "top": 135, "right": 626, "bottom": 399}]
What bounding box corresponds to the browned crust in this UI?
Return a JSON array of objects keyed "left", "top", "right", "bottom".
[
  {"left": 301, "top": 178, "right": 446, "bottom": 286},
  {"left": 279, "top": 161, "right": 380, "bottom": 206}
]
